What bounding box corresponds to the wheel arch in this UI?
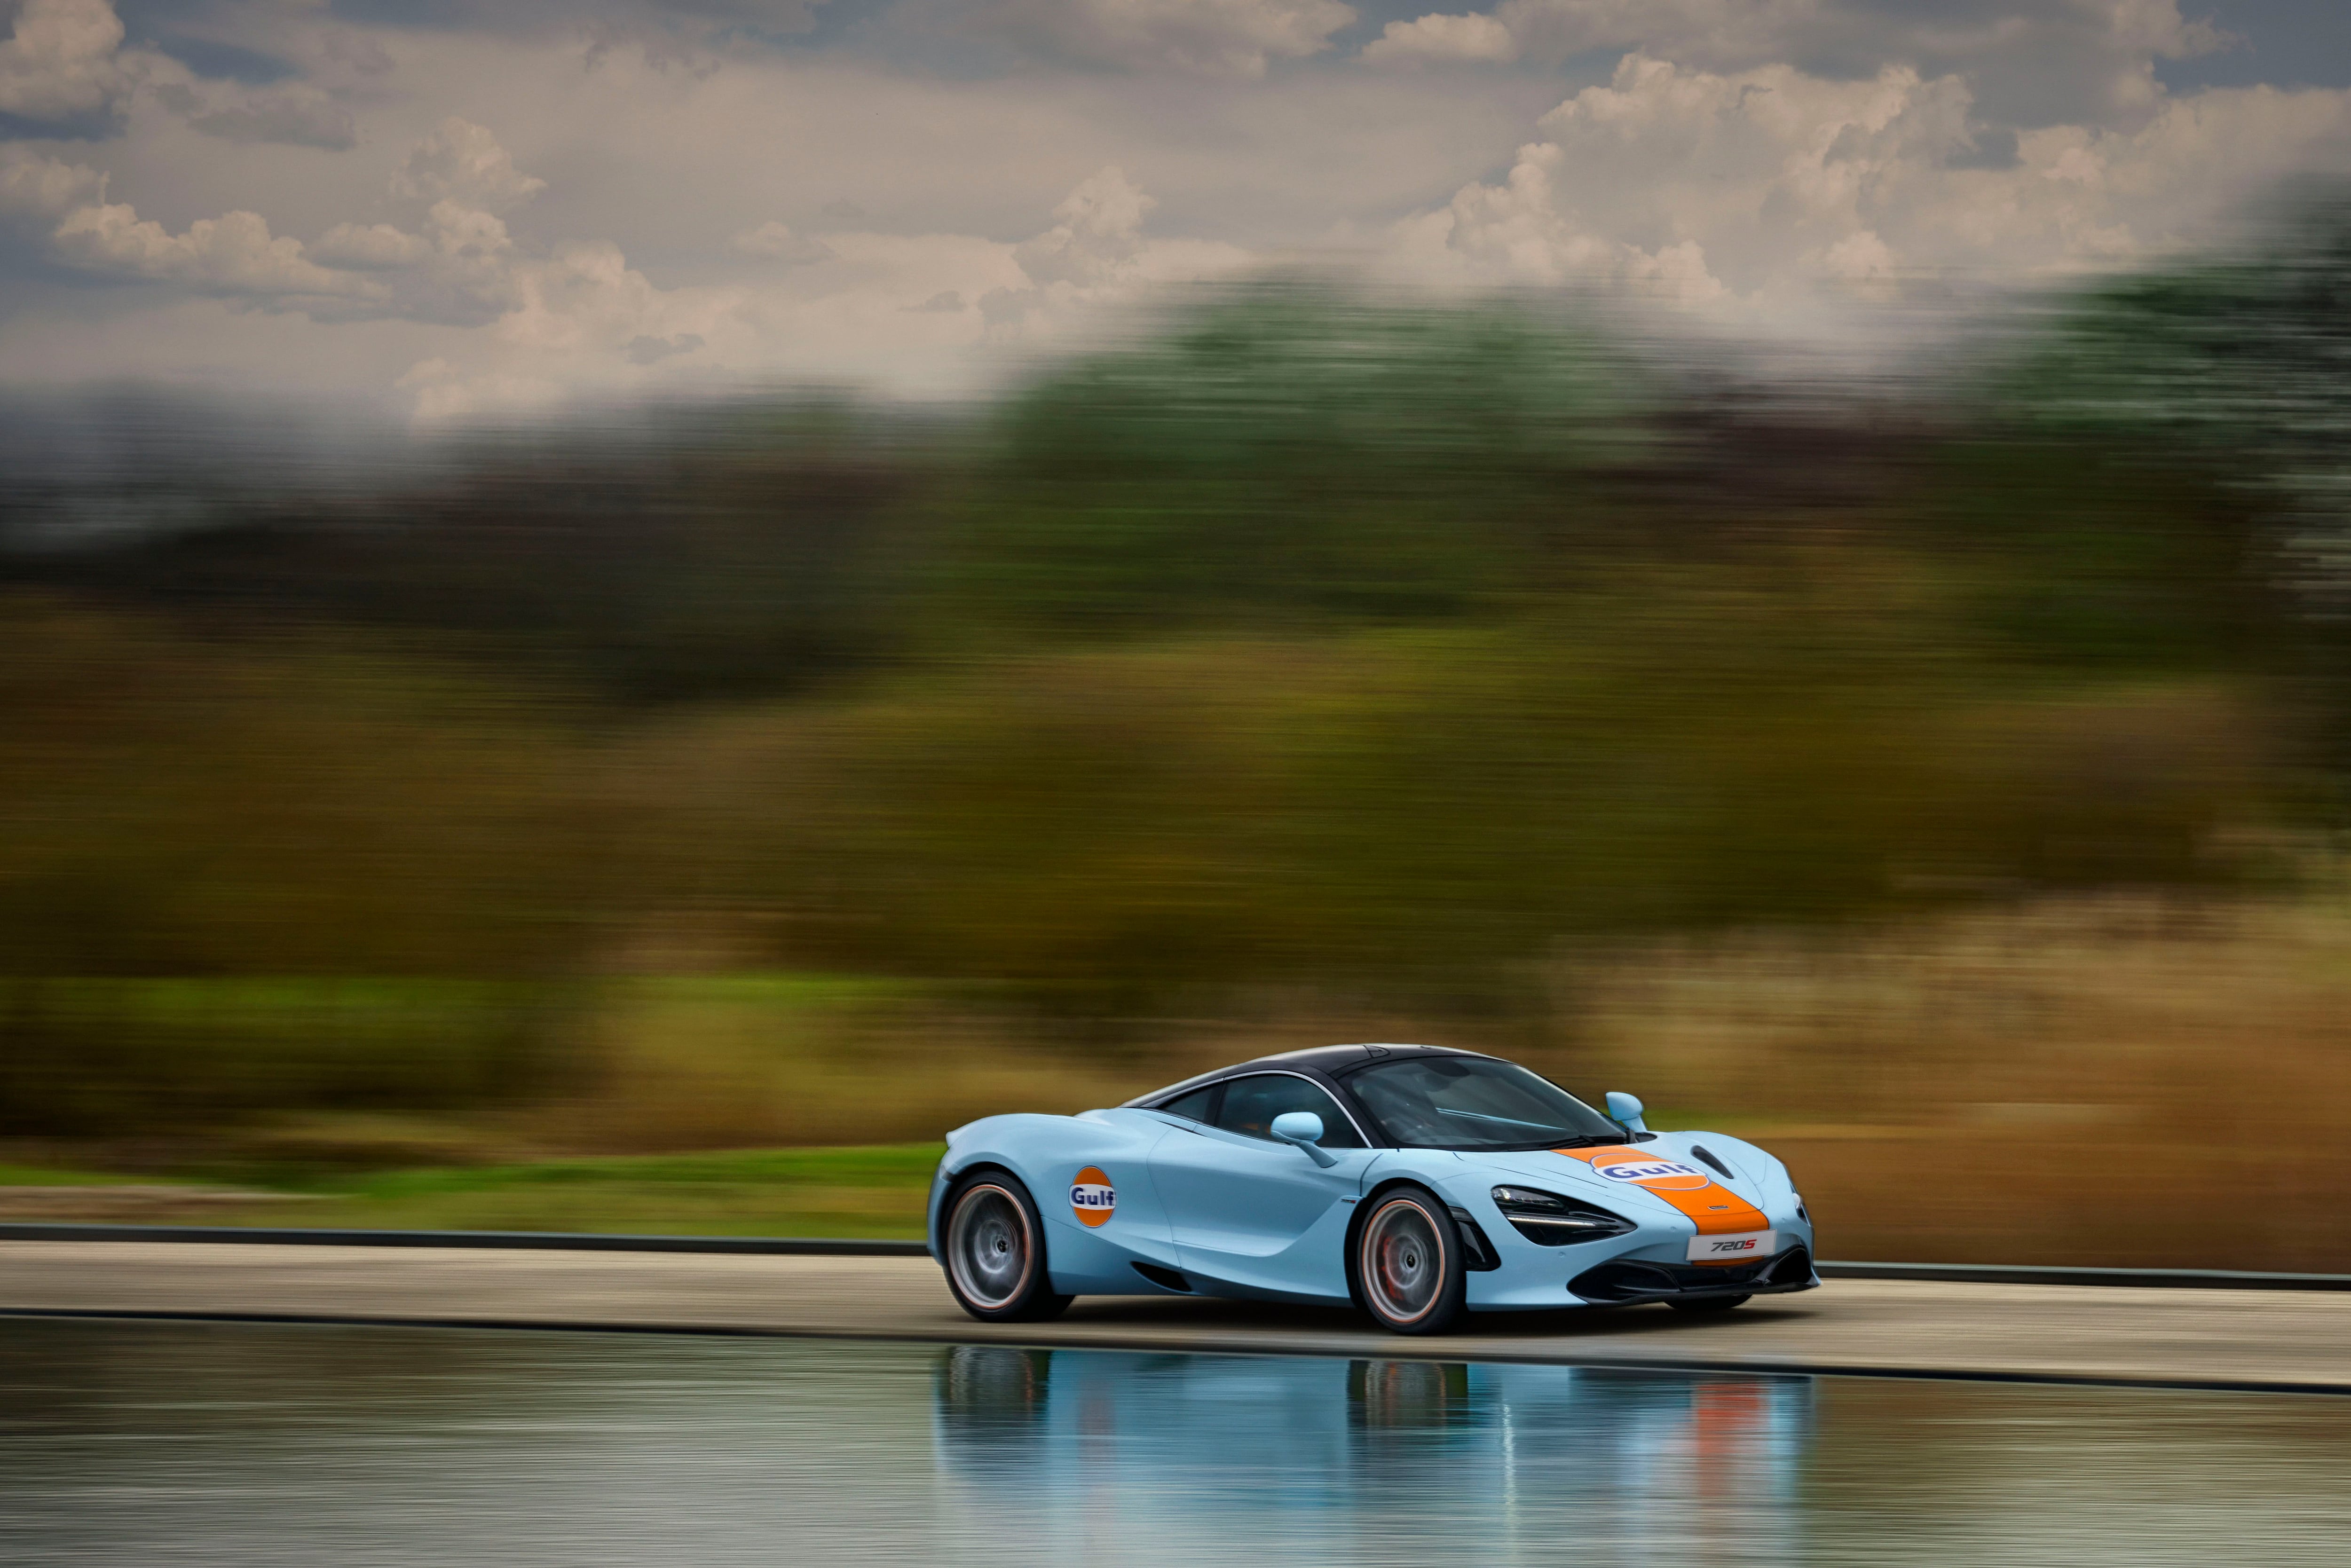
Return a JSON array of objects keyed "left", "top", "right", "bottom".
[
  {"left": 931, "top": 1157, "right": 1041, "bottom": 1261},
  {"left": 1342, "top": 1174, "right": 1456, "bottom": 1312}
]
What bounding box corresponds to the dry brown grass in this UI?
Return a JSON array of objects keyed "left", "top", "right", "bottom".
[
  {"left": 519, "top": 978, "right": 1236, "bottom": 1152},
  {"left": 1547, "top": 892, "right": 2351, "bottom": 1270},
  {"left": 404, "top": 892, "right": 2351, "bottom": 1269}
]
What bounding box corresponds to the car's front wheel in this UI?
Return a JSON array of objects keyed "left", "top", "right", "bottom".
[
  {"left": 1354, "top": 1187, "right": 1467, "bottom": 1335},
  {"left": 942, "top": 1173, "right": 1073, "bottom": 1323}
]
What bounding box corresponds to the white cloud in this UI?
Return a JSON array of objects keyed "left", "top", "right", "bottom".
[
  {"left": 1362, "top": 12, "right": 1519, "bottom": 66},
  {"left": 322, "top": 195, "right": 535, "bottom": 328},
  {"left": 2105, "top": 0, "right": 2229, "bottom": 59},
  {"left": 624, "top": 331, "right": 704, "bottom": 364},
  {"left": 1013, "top": 165, "right": 1155, "bottom": 287},
  {"left": 390, "top": 118, "right": 549, "bottom": 212},
  {"left": 8, "top": 121, "right": 542, "bottom": 324},
  {"left": 494, "top": 238, "right": 682, "bottom": 354},
  {"left": 51, "top": 202, "right": 372, "bottom": 301},
  {"left": 374, "top": 156, "right": 1248, "bottom": 417},
  {"left": 1391, "top": 55, "right": 1962, "bottom": 300},
  {"left": 981, "top": 165, "right": 1250, "bottom": 328},
  {"left": 160, "top": 81, "right": 359, "bottom": 151},
  {"left": 1821, "top": 227, "right": 1895, "bottom": 280},
  {"left": 1358, "top": 2, "right": 2233, "bottom": 128},
  {"left": 731, "top": 219, "right": 834, "bottom": 264},
  {"left": 1395, "top": 135, "right": 1730, "bottom": 299},
  {"left": 0, "top": 0, "right": 132, "bottom": 123},
  {"left": 1378, "top": 0, "right": 1817, "bottom": 72},
  {"left": 313, "top": 222, "right": 435, "bottom": 271},
  {"left": 991, "top": 0, "right": 1357, "bottom": 78},
  {"left": 0, "top": 0, "right": 358, "bottom": 148},
  {"left": 5, "top": 115, "right": 995, "bottom": 412},
  {"left": 0, "top": 0, "right": 380, "bottom": 152},
  {"left": 1392, "top": 52, "right": 2351, "bottom": 307},
  {"left": 0, "top": 145, "right": 105, "bottom": 224},
  {"left": 5, "top": 0, "right": 2349, "bottom": 409}
]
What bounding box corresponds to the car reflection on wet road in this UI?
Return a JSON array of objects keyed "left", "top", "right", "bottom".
[
  {"left": 936, "top": 1345, "right": 1812, "bottom": 1563},
  {"left": 3, "top": 1320, "right": 2347, "bottom": 1566}
]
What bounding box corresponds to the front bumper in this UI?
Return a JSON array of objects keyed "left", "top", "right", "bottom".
[
  {"left": 1566, "top": 1245, "right": 1817, "bottom": 1305},
  {"left": 1459, "top": 1211, "right": 1818, "bottom": 1310}
]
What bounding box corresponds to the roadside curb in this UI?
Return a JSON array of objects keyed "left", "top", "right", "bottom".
[
  {"left": 0, "top": 1224, "right": 931, "bottom": 1256},
  {"left": 6, "top": 1305, "right": 2349, "bottom": 1397},
  {"left": 1817, "top": 1261, "right": 2351, "bottom": 1292},
  {"left": 3, "top": 1225, "right": 2347, "bottom": 1289}
]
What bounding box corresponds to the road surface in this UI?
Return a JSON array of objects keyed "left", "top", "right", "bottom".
[{"left": 5, "top": 1239, "right": 2346, "bottom": 1392}]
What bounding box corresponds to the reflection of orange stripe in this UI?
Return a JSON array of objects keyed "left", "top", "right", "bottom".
[
  {"left": 1555, "top": 1146, "right": 1769, "bottom": 1237},
  {"left": 1692, "top": 1382, "right": 1766, "bottom": 1498}
]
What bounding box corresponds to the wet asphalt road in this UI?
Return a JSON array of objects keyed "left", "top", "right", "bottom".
[
  {"left": 5, "top": 1317, "right": 2350, "bottom": 1568},
  {"left": 6, "top": 1242, "right": 2351, "bottom": 1391}
]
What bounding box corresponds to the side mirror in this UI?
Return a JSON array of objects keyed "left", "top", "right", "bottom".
[
  {"left": 1270, "top": 1111, "right": 1339, "bottom": 1168},
  {"left": 1605, "top": 1092, "right": 1648, "bottom": 1135}
]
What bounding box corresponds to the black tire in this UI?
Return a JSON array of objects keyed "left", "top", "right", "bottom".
[
  {"left": 1352, "top": 1186, "right": 1468, "bottom": 1335},
  {"left": 1666, "top": 1293, "right": 1751, "bottom": 1313},
  {"left": 941, "top": 1173, "right": 1074, "bottom": 1324}
]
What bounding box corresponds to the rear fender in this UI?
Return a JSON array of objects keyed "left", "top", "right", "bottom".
[{"left": 931, "top": 1109, "right": 1183, "bottom": 1293}]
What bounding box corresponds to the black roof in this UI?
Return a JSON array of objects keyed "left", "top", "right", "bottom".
[
  {"left": 1123, "top": 1042, "right": 1488, "bottom": 1106},
  {"left": 1240, "top": 1042, "right": 1486, "bottom": 1076}
]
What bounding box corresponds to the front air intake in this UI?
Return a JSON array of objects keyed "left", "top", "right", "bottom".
[
  {"left": 1568, "top": 1259, "right": 1681, "bottom": 1303},
  {"left": 1571, "top": 1248, "right": 1813, "bottom": 1303}
]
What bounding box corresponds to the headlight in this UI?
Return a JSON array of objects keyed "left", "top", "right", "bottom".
[
  {"left": 1490, "top": 1185, "right": 1636, "bottom": 1245},
  {"left": 1795, "top": 1195, "right": 1809, "bottom": 1224}
]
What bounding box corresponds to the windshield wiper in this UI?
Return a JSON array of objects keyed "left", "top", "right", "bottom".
[{"left": 1433, "top": 1107, "right": 1564, "bottom": 1132}]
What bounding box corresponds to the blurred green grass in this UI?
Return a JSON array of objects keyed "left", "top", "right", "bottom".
[
  {"left": 0, "top": 1144, "right": 943, "bottom": 1240},
  {"left": 0, "top": 1160, "right": 150, "bottom": 1188},
  {"left": 274, "top": 1143, "right": 944, "bottom": 1239}
]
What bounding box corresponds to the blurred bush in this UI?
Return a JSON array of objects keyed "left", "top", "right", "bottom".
[
  {"left": 934, "top": 288, "right": 1649, "bottom": 635},
  {"left": 0, "top": 976, "right": 565, "bottom": 1139},
  {"left": 0, "top": 262, "right": 2336, "bottom": 1160}
]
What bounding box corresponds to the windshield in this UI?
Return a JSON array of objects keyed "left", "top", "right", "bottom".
[{"left": 1346, "top": 1057, "right": 1624, "bottom": 1150}]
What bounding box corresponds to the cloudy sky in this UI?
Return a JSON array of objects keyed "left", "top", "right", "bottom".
[{"left": 0, "top": 0, "right": 2346, "bottom": 415}]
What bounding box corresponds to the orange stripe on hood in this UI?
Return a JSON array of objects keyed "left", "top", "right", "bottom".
[{"left": 1554, "top": 1145, "right": 1768, "bottom": 1239}]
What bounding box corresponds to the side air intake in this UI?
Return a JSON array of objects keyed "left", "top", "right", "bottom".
[{"left": 1131, "top": 1261, "right": 1193, "bottom": 1293}]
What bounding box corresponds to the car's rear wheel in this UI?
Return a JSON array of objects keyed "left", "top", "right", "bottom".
[
  {"left": 942, "top": 1174, "right": 1073, "bottom": 1323},
  {"left": 1354, "top": 1187, "right": 1467, "bottom": 1335},
  {"left": 1667, "top": 1293, "right": 1751, "bottom": 1313}
]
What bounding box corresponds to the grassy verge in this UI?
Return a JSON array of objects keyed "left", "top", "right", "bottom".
[
  {"left": 0, "top": 1160, "right": 159, "bottom": 1187},
  {"left": 0, "top": 1144, "right": 943, "bottom": 1240},
  {"left": 5, "top": 892, "right": 2349, "bottom": 1267}
]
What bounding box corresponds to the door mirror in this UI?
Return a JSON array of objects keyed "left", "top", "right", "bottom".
[
  {"left": 1605, "top": 1092, "right": 1648, "bottom": 1135},
  {"left": 1270, "top": 1111, "right": 1339, "bottom": 1168}
]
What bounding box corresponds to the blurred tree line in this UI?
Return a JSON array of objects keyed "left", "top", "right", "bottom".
[{"left": 4, "top": 208, "right": 2347, "bottom": 1139}]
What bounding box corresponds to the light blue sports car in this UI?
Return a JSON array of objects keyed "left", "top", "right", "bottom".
[{"left": 928, "top": 1043, "right": 1817, "bottom": 1334}]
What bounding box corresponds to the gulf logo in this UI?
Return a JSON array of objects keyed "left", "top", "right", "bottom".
[
  {"left": 1070, "top": 1167, "right": 1116, "bottom": 1228},
  {"left": 1590, "top": 1156, "right": 1712, "bottom": 1192}
]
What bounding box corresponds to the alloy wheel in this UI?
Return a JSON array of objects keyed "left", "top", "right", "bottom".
[
  {"left": 1360, "top": 1195, "right": 1450, "bottom": 1328},
  {"left": 947, "top": 1183, "right": 1034, "bottom": 1310}
]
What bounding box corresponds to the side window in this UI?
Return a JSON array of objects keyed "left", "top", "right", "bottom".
[
  {"left": 1156, "top": 1085, "right": 1218, "bottom": 1124},
  {"left": 1213, "top": 1075, "right": 1364, "bottom": 1148}
]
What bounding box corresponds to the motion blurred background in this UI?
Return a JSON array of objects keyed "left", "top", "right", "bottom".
[{"left": 3, "top": 1, "right": 2349, "bottom": 1269}]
